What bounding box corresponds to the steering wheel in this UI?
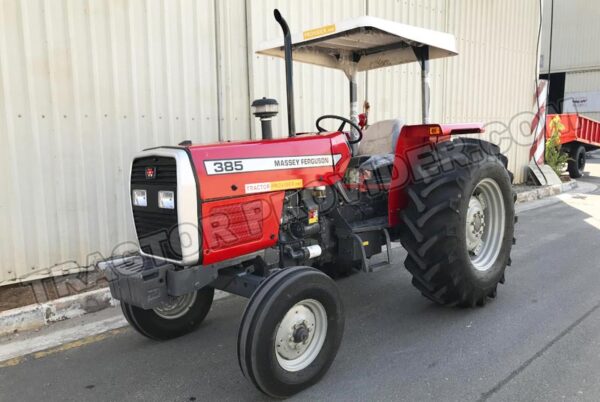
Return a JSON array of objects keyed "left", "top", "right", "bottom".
[{"left": 315, "top": 115, "right": 363, "bottom": 144}]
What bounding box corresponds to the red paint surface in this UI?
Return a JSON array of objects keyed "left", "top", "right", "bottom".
[{"left": 201, "top": 192, "right": 284, "bottom": 264}]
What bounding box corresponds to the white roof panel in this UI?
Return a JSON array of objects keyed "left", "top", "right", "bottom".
[{"left": 257, "top": 16, "right": 458, "bottom": 73}]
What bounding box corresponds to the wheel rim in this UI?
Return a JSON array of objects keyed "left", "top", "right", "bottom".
[
  {"left": 153, "top": 292, "right": 197, "bottom": 320},
  {"left": 466, "top": 178, "right": 506, "bottom": 272},
  {"left": 275, "top": 299, "right": 328, "bottom": 372}
]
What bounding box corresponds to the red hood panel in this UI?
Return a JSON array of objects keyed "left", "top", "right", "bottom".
[{"left": 188, "top": 133, "right": 351, "bottom": 200}]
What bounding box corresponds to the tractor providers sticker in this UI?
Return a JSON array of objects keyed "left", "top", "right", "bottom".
[
  {"left": 203, "top": 154, "right": 333, "bottom": 175},
  {"left": 245, "top": 179, "right": 304, "bottom": 194}
]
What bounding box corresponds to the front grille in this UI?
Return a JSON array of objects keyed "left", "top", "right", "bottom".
[
  {"left": 131, "top": 156, "right": 182, "bottom": 260},
  {"left": 131, "top": 156, "right": 177, "bottom": 185}
]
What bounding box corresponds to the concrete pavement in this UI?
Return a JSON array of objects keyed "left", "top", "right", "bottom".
[{"left": 2, "top": 154, "right": 600, "bottom": 401}]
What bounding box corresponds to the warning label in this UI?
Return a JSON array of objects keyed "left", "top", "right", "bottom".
[{"left": 303, "top": 24, "right": 336, "bottom": 40}]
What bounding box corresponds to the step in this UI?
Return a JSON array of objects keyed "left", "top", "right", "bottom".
[{"left": 349, "top": 216, "right": 389, "bottom": 233}]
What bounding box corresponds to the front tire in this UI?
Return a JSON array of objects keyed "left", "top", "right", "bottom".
[
  {"left": 238, "top": 267, "right": 344, "bottom": 398},
  {"left": 399, "top": 139, "right": 516, "bottom": 307},
  {"left": 121, "top": 287, "right": 214, "bottom": 340}
]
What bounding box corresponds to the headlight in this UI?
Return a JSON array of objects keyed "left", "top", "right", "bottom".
[
  {"left": 132, "top": 189, "right": 147, "bottom": 207},
  {"left": 158, "top": 191, "right": 175, "bottom": 209}
]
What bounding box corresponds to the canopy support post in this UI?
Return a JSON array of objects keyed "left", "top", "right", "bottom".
[
  {"left": 349, "top": 70, "right": 358, "bottom": 126},
  {"left": 346, "top": 68, "right": 360, "bottom": 154},
  {"left": 413, "top": 45, "right": 431, "bottom": 124}
]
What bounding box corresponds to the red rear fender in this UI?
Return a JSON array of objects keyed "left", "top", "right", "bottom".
[{"left": 387, "top": 123, "right": 484, "bottom": 226}]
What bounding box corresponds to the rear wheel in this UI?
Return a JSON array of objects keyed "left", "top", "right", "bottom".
[
  {"left": 399, "top": 139, "right": 516, "bottom": 307},
  {"left": 238, "top": 267, "right": 344, "bottom": 398},
  {"left": 121, "top": 287, "right": 214, "bottom": 340},
  {"left": 567, "top": 145, "right": 586, "bottom": 178}
]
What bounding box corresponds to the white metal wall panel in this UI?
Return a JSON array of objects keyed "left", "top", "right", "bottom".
[
  {"left": 565, "top": 70, "right": 600, "bottom": 93},
  {"left": 443, "top": 0, "right": 540, "bottom": 182},
  {"left": 564, "top": 69, "right": 600, "bottom": 121},
  {"left": 215, "top": 0, "right": 251, "bottom": 140},
  {"left": 366, "top": 0, "right": 447, "bottom": 124},
  {"left": 0, "top": 0, "right": 220, "bottom": 284},
  {"left": 540, "top": 0, "right": 600, "bottom": 74}
]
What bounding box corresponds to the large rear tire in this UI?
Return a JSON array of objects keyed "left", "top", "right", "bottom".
[
  {"left": 238, "top": 267, "right": 344, "bottom": 398},
  {"left": 567, "top": 145, "right": 586, "bottom": 178},
  {"left": 121, "top": 287, "right": 214, "bottom": 340},
  {"left": 399, "top": 139, "right": 516, "bottom": 307}
]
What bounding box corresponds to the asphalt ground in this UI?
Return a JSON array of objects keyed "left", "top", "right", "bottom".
[{"left": 1, "top": 153, "right": 600, "bottom": 402}]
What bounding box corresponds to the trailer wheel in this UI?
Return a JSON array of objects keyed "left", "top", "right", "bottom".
[
  {"left": 567, "top": 145, "right": 586, "bottom": 178},
  {"left": 399, "top": 139, "right": 516, "bottom": 307},
  {"left": 121, "top": 287, "right": 214, "bottom": 340},
  {"left": 238, "top": 267, "right": 344, "bottom": 398}
]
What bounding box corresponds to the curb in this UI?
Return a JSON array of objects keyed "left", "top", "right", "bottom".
[
  {"left": 515, "top": 180, "right": 577, "bottom": 204},
  {"left": 0, "top": 180, "right": 585, "bottom": 337},
  {"left": 0, "top": 287, "right": 229, "bottom": 337}
]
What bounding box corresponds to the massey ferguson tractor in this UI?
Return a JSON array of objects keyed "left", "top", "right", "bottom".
[{"left": 102, "top": 10, "right": 516, "bottom": 398}]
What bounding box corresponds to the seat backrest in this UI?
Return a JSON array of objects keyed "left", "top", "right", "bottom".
[{"left": 357, "top": 119, "right": 404, "bottom": 155}]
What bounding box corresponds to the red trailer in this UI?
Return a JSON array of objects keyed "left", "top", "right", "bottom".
[{"left": 547, "top": 113, "right": 600, "bottom": 178}]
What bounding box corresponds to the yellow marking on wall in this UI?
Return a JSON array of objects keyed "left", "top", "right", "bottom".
[{"left": 303, "top": 24, "right": 336, "bottom": 40}]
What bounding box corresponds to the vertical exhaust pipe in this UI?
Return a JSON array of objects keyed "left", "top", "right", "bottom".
[{"left": 274, "top": 9, "right": 296, "bottom": 137}]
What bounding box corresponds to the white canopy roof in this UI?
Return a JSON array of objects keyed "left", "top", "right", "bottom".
[{"left": 257, "top": 16, "right": 458, "bottom": 74}]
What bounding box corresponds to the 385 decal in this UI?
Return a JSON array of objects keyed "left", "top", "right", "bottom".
[{"left": 212, "top": 160, "right": 244, "bottom": 173}]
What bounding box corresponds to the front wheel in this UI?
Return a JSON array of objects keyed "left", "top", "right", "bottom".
[
  {"left": 238, "top": 267, "right": 344, "bottom": 398},
  {"left": 400, "top": 139, "right": 516, "bottom": 307},
  {"left": 121, "top": 287, "right": 214, "bottom": 340}
]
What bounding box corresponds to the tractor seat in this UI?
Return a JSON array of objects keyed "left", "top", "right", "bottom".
[{"left": 357, "top": 119, "right": 404, "bottom": 172}]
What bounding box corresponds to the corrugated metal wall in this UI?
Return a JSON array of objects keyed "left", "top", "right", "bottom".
[
  {"left": 540, "top": 0, "right": 600, "bottom": 74},
  {"left": 564, "top": 70, "right": 600, "bottom": 122},
  {"left": 0, "top": 0, "right": 223, "bottom": 284},
  {"left": 0, "top": 0, "right": 540, "bottom": 285},
  {"left": 364, "top": 0, "right": 539, "bottom": 179}
]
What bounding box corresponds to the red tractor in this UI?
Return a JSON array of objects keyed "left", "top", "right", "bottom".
[{"left": 103, "top": 10, "right": 516, "bottom": 398}]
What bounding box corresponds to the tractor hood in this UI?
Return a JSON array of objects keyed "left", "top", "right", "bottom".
[
  {"left": 186, "top": 132, "right": 352, "bottom": 200},
  {"left": 257, "top": 15, "right": 457, "bottom": 75},
  {"left": 130, "top": 132, "right": 351, "bottom": 266}
]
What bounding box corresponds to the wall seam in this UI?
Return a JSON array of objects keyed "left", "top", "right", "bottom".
[
  {"left": 244, "top": 0, "right": 255, "bottom": 140},
  {"left": 213, "top": 0, "right": 223, "bottom": 141}
]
